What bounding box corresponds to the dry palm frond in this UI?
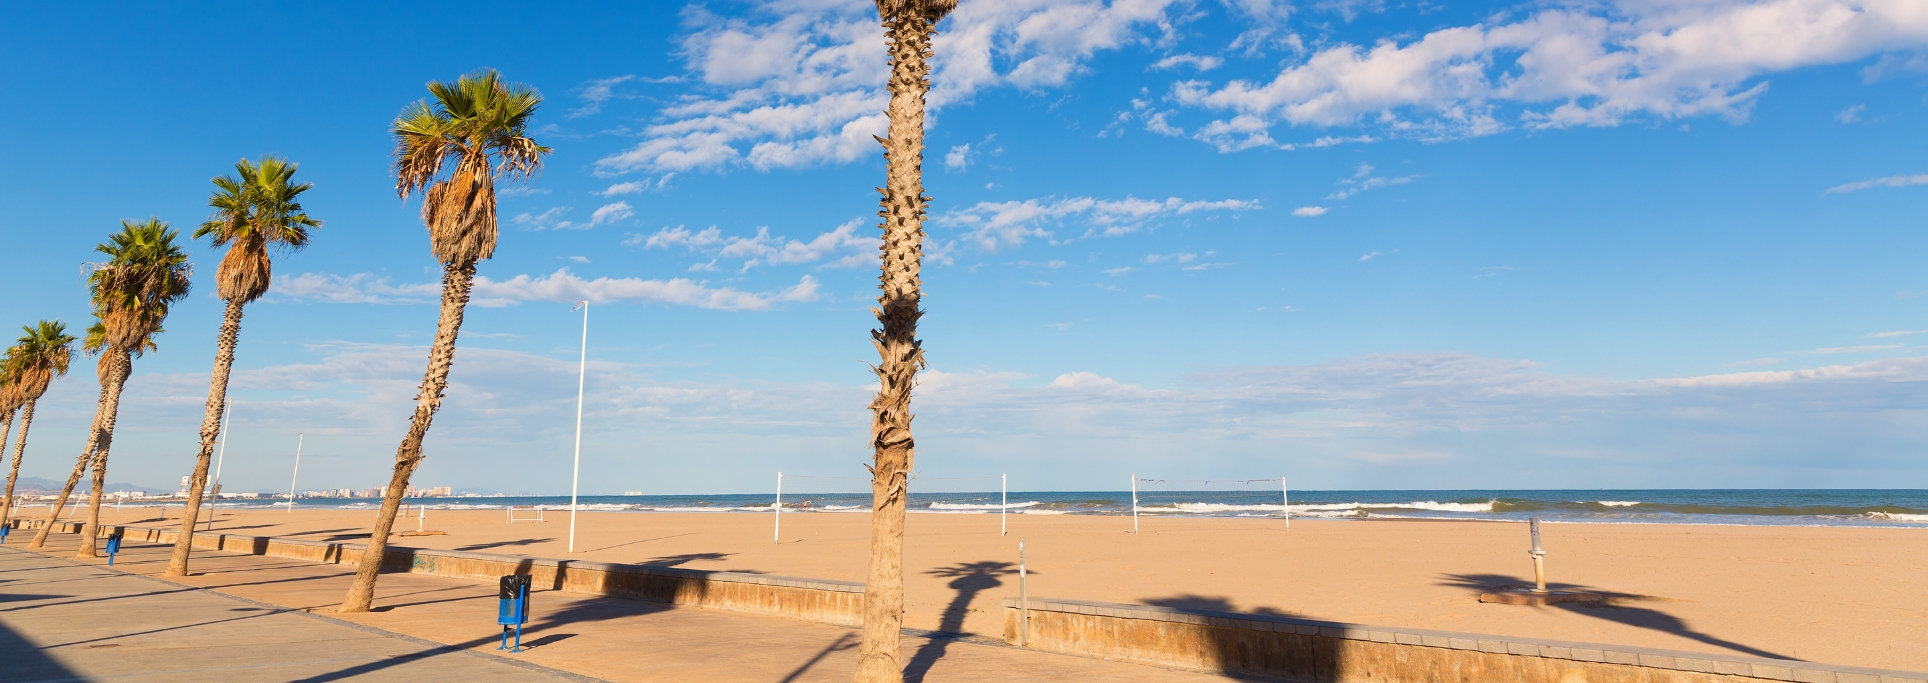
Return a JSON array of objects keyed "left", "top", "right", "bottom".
[
  {"left": 4, "top": 320, "right": 76, "bottom": 402},
  {"left": 392, "top": 69, "right": 550, "bottom": 265}
]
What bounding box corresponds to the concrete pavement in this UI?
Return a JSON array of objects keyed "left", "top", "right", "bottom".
[{"left": 3, "top": 531, "right": 1238, "bottom": 682}]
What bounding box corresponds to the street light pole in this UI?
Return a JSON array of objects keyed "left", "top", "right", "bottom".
[
  {"left": 285, "top": 433, "right": 303, "bottom": 513},
  {"left": 568, "top": 301, "right": 588, "bottom": 553}
]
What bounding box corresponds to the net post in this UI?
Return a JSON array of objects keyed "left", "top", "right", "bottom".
[
  {"left": 1001, "top": 473, "right": 1008, "bottom": 536},
  {"left": 1018, "top": 537, "right": 1029, "bottom": 647},
  {"left": 773, "top": 472, "right": 782, "bottom": 544},
  {"left": 1130, "top": 474, "right": 1139, "bottom": 533}
]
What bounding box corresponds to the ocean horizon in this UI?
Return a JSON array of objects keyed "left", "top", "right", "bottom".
[{"left": 52, "top": 488, "right": 1928, "bottom": 528}]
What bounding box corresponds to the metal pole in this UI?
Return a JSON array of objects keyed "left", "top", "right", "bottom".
[
  {"left": 1130, "top": 474, "right": 1139, "bottom": 533},
  {"left": 285, "top": 433, "right": 303, "bottom": 513},
  {"left": 1018, "top": 538, "right": 1028, "bottom": 647},
  {"left": 568, "top": 301, "right": 588, "bottom": 554},
  {"left": 774, "top": 472, "right": 782, "bottom": 544},
  {"left": 213, "top": 399, "right": 231, "bottom": 489},
  {"left": 1282, "top": 476, "right": 1290, "bottom": 529},
  {"left": 1001, "top": 473, "right": 1007, "bottom": 536}
]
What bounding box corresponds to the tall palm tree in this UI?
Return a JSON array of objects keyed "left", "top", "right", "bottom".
[
  {"left": 856, "top": 1, "right": 954, "bottom": 680},
  {"left": 0, "top": 370, "right": 17, "bottom": 527},
  {"left": 65, "top": 221, "right": 190, "bottom": 558},
  {"left": 0, "top": 322, "right": 76, "bottom": 529},
  {"left": 339, "top": 69, "right": 547, "bottom": 613},
  {"left": 166, "top": 158, "right": 318, "bottom": 577}
]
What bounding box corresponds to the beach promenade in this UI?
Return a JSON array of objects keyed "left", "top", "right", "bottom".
[{"left": 1, "top": 532, "right": 1235, "bottom": 682}]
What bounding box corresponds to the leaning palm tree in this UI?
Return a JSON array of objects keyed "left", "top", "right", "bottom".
[
  {"left": 0, "top": 370, "right": 17, "bottom": 526},
  {"left": 166, "top": 158, "right": 319, "bottom": 577},
  {"left": 339, "top": 69, "right": 547, "bottom": 613},
  {"left": 0, "top": 321, "right": 77, "bottom": 529},
  {"left": 855, "top": 1, "right": 955, "bottom": 680},
  {"left": 69, "top": 221, "right": 190, "bottom": 558},
  {"left": 27, "top": 320, "right": 146, "bottom": 549}
]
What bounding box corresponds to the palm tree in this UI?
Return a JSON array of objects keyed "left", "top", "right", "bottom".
[
  {"left": 339, "top": 69, "right": 547, "bottom": 613},
  {"left": 0, "top": 370, "right": 17, "bottom": 526},
  {"left": 68, "top": 221, "right": 190, "bottom": 558},
  {"left": 166, "top": 158, "right": 318, "bottom": 577},
  {"left": 28, "top": 321, "right": 147, "bottom": 549},
  {"left": 855, "top": 1, "right": 954, "bottom": 680},
  {"left": 0, "top": 322, "right": 77, "bottom": 530}
]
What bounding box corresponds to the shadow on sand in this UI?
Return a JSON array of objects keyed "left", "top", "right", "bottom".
[{"left": 1437, "top": 573, "right": 1796, "bottom": 660}]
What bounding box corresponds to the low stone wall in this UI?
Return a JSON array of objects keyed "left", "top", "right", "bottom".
[
  {"left": 8, "top": 518, "right": 863, "bottom": 626},
  {"left": 1001, "top": 597, "right": 1927, "bottom": 683}
]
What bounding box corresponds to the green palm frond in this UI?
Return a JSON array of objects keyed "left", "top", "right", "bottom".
[
  {"left": 2, "top": 320, "right": 77, "bottom": 402},
  {"left": 89, "top": 219, "right": 192, "bottom": 355},
  {"left": 391, "top": 68, "right": 550, "bottom": 265},
  {"left": 193, "top": 157, "right": 320, "bottom": 303}
]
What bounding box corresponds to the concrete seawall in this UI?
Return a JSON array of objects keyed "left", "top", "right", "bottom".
[
  {"left": 10, "top": 519, "right": 863, "bottom": 626},
  {"left": 1000, "top": 596, "right": 1927, "bottom": 683}
]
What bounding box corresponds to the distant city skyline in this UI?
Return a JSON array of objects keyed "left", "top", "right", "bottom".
[{"left": 3, "top": 0, "right": 1927, "bottom": 494}]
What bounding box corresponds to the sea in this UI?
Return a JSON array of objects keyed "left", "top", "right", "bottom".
[{"left": 164, "top": 488, "right": 1928, "bottom": 528}]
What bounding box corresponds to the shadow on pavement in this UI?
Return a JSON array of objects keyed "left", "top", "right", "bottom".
[{"left": 0, "top": 602, "right": 85, "bottom": 682}]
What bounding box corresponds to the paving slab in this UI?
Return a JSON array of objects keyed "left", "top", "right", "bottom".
[
  {"left": 5, "top": 532, "right": 1238, "bottom": 682},
  {"left": 0, "top": 544, "right": 585, "bottom": 683}
]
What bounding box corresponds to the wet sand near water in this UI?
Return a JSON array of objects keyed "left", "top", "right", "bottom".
[{"left": 74, "top": 505, "right": 1928, "bottom": 671}]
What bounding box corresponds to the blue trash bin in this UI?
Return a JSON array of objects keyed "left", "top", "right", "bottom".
[{"left": 497, "top": 574, "right": 531, "bottom": 652}]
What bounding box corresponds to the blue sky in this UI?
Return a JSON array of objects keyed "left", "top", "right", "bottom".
[{"left": 2, "top": 0, "right": 1926, "bottom": 495}]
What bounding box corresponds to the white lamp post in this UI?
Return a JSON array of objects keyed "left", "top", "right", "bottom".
[
  {"left": 568, "top": 300, "right": 588, "bottom": 553},
  {"left": 285, "top": 433, "right": 303, "bottom": 513}
]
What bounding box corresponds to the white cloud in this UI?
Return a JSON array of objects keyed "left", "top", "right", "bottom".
[
  {"left": 934, "top": 196, "right": 1258, "bottom": 251},
  {"left": 513, "top": 207, "right": 576, "bottom": 231},
  {"left": 1834, "top": 104, "right": 1866, "bottom": 123},
  {"left": 1358, "top": 251, "right": 1381, "bottom": 262},
  {"left": 1826, "top": 173, "right": 1928, "bottom": 194},
  {"left": 1151, "top": 53, "right": 1223, "bottom": 71},
  {"left": 1103, "top": 266, "right": 1135, "bottom": 276},
  {"left": 568, "top": 256, "right": 591, "bottom": 264},
  {"left": 270, "top": 270, "right": 819, "bottom": 311},
  {"left": 1328, "top": 163, "right": 1417, "bottom": 200},
  {"left": 633, "top": 220, "right": 877, "bottom": 271},
  {"left": 945, "top": 143, "right": 974, "bottom": 170},
  {"left": 571, "top": 75, "right": 634, "bottom": 118},
  {"left": 1866, "top": 330, "right": 1926, "bottom": 338},
  {"left": 602, "top": 181, "right": 647, "bottom": 196},
  {"left": 1810, "top": 344, "right": 1901, "bottom": 354},
  {"left": 596, "top": 0, "right": 1178, "bottom": 174},
  {"left": 1292, "top": 206, "right": 1328, "bottom": 217},
  {"left": 589, "top": 201, "right": 636, "bottom": 227},
  {"left": 1170, "top": 0, "right": 1928, "bottom": 148},
  {"left": 269, "top": 273, "right": 442, "bottom": 304},
  {"left": 1144, "top": 252, "right": 1197, "bottom": 264}
]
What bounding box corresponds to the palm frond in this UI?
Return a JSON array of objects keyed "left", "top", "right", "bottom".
[
  {"left": 390, "top": 69, "right": 550, "bottom": 265},
  {"left": 90, "top": 219, "right": 192, "bottom": 354}
]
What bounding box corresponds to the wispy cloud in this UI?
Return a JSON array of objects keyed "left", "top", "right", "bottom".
[
  {"left": 1826, "top": 173, "right": 1928, "bottom": 194},
  {"left": 1292, "top": 206, "right": 1327, "bottom": 217},
  {"left": 1810, "top": 345, "right": 1902, "bottom": 355},
  {"left": 629, "top": 220, "right": 877, "bottom": 271},
  {"left": 1150, "top": 54, "right": 1223, "bottom": 71},
  {"left": 270, "top": 270, "right": 819, "bottom": 311},
  {"left": 570, "top": 75, "right": 635, "bottom": 118},
  {"left": 1866, "top": 330, "right": 1926, "bottom": 339},
  {"left": 934, "top": 196, "right": 1258, "bottom": 251},
  {"left": 1328, "top": 163, "right": 1417, "bottom": 200}
]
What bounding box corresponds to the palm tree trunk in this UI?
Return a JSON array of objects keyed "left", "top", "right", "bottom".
[
  {"left": 340, "top": 260, "right": 476, "bottom": 613},
  {"left": 855, "top": 8, "right": 939, "bottom": 683},
  {"left": 167, "top": 298, "right": 244, "bottom": 576},
  {"left": 0, "top": 408, "right": 14, "bottom": 528},
  {"left": 1, "top": 401, "right": 36, "bottom": 529},
  {"left": 76, "top": 351, "right": 132, "bottom": 558},
  {"left": 29, "top": 357, "right": 120, "bottom": 549}
]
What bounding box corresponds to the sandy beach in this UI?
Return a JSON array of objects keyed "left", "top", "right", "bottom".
[{"left": 47, "top": 505, "right": 1928, "bottom": 672}]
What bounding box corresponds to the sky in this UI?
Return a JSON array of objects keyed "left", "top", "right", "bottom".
[{"left": 2, "top": 0, "right": 1926, "bottom": 495}]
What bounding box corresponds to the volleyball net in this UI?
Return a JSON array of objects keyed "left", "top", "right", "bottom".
[
  {"left": 1129, "top": 475, "right": 1292, "bottom": 532},
  {"left": 771, "top": 471, "right": 1014, "bottom": 542}
]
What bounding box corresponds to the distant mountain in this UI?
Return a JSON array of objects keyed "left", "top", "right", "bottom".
[{"left": 12, "top": 477, "right": 170, "bottom": 495}]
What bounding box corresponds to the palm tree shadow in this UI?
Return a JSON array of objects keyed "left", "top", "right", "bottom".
[
  {"left": 903, "top": 560, "right": 1015, "bottom": 682},
  {"left": 1135, "top": 593, "right": 1327, "bottom": 680},
  {"left": 1437, "top": 573, "right": 1797, "bottom": 660}
]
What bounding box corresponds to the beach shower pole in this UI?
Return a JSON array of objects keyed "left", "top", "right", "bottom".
[
  {"left": 1529, "top": 517, "right": 1546, "bottom": 592},
  {"left": 568, "top": 300, "right": 588, "bottom": 554},
  {"left": 285, "top": 433, "right": 303, "bottom": 513},
  {"left": 1001, "top": 473, "right": 1007, "bottom": 536},
  {"left": 774, "top": 472, "right": 782, "bottom": 544},
  {"left": 1018, "top": 538, "right": 1029, "bottom": 647},
  {"left": 1130, "top": 474, "right": 1139, "bottom": 533},
  {"left": 1282, "top": 476, "right": 1290, "bottom": 529}
]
